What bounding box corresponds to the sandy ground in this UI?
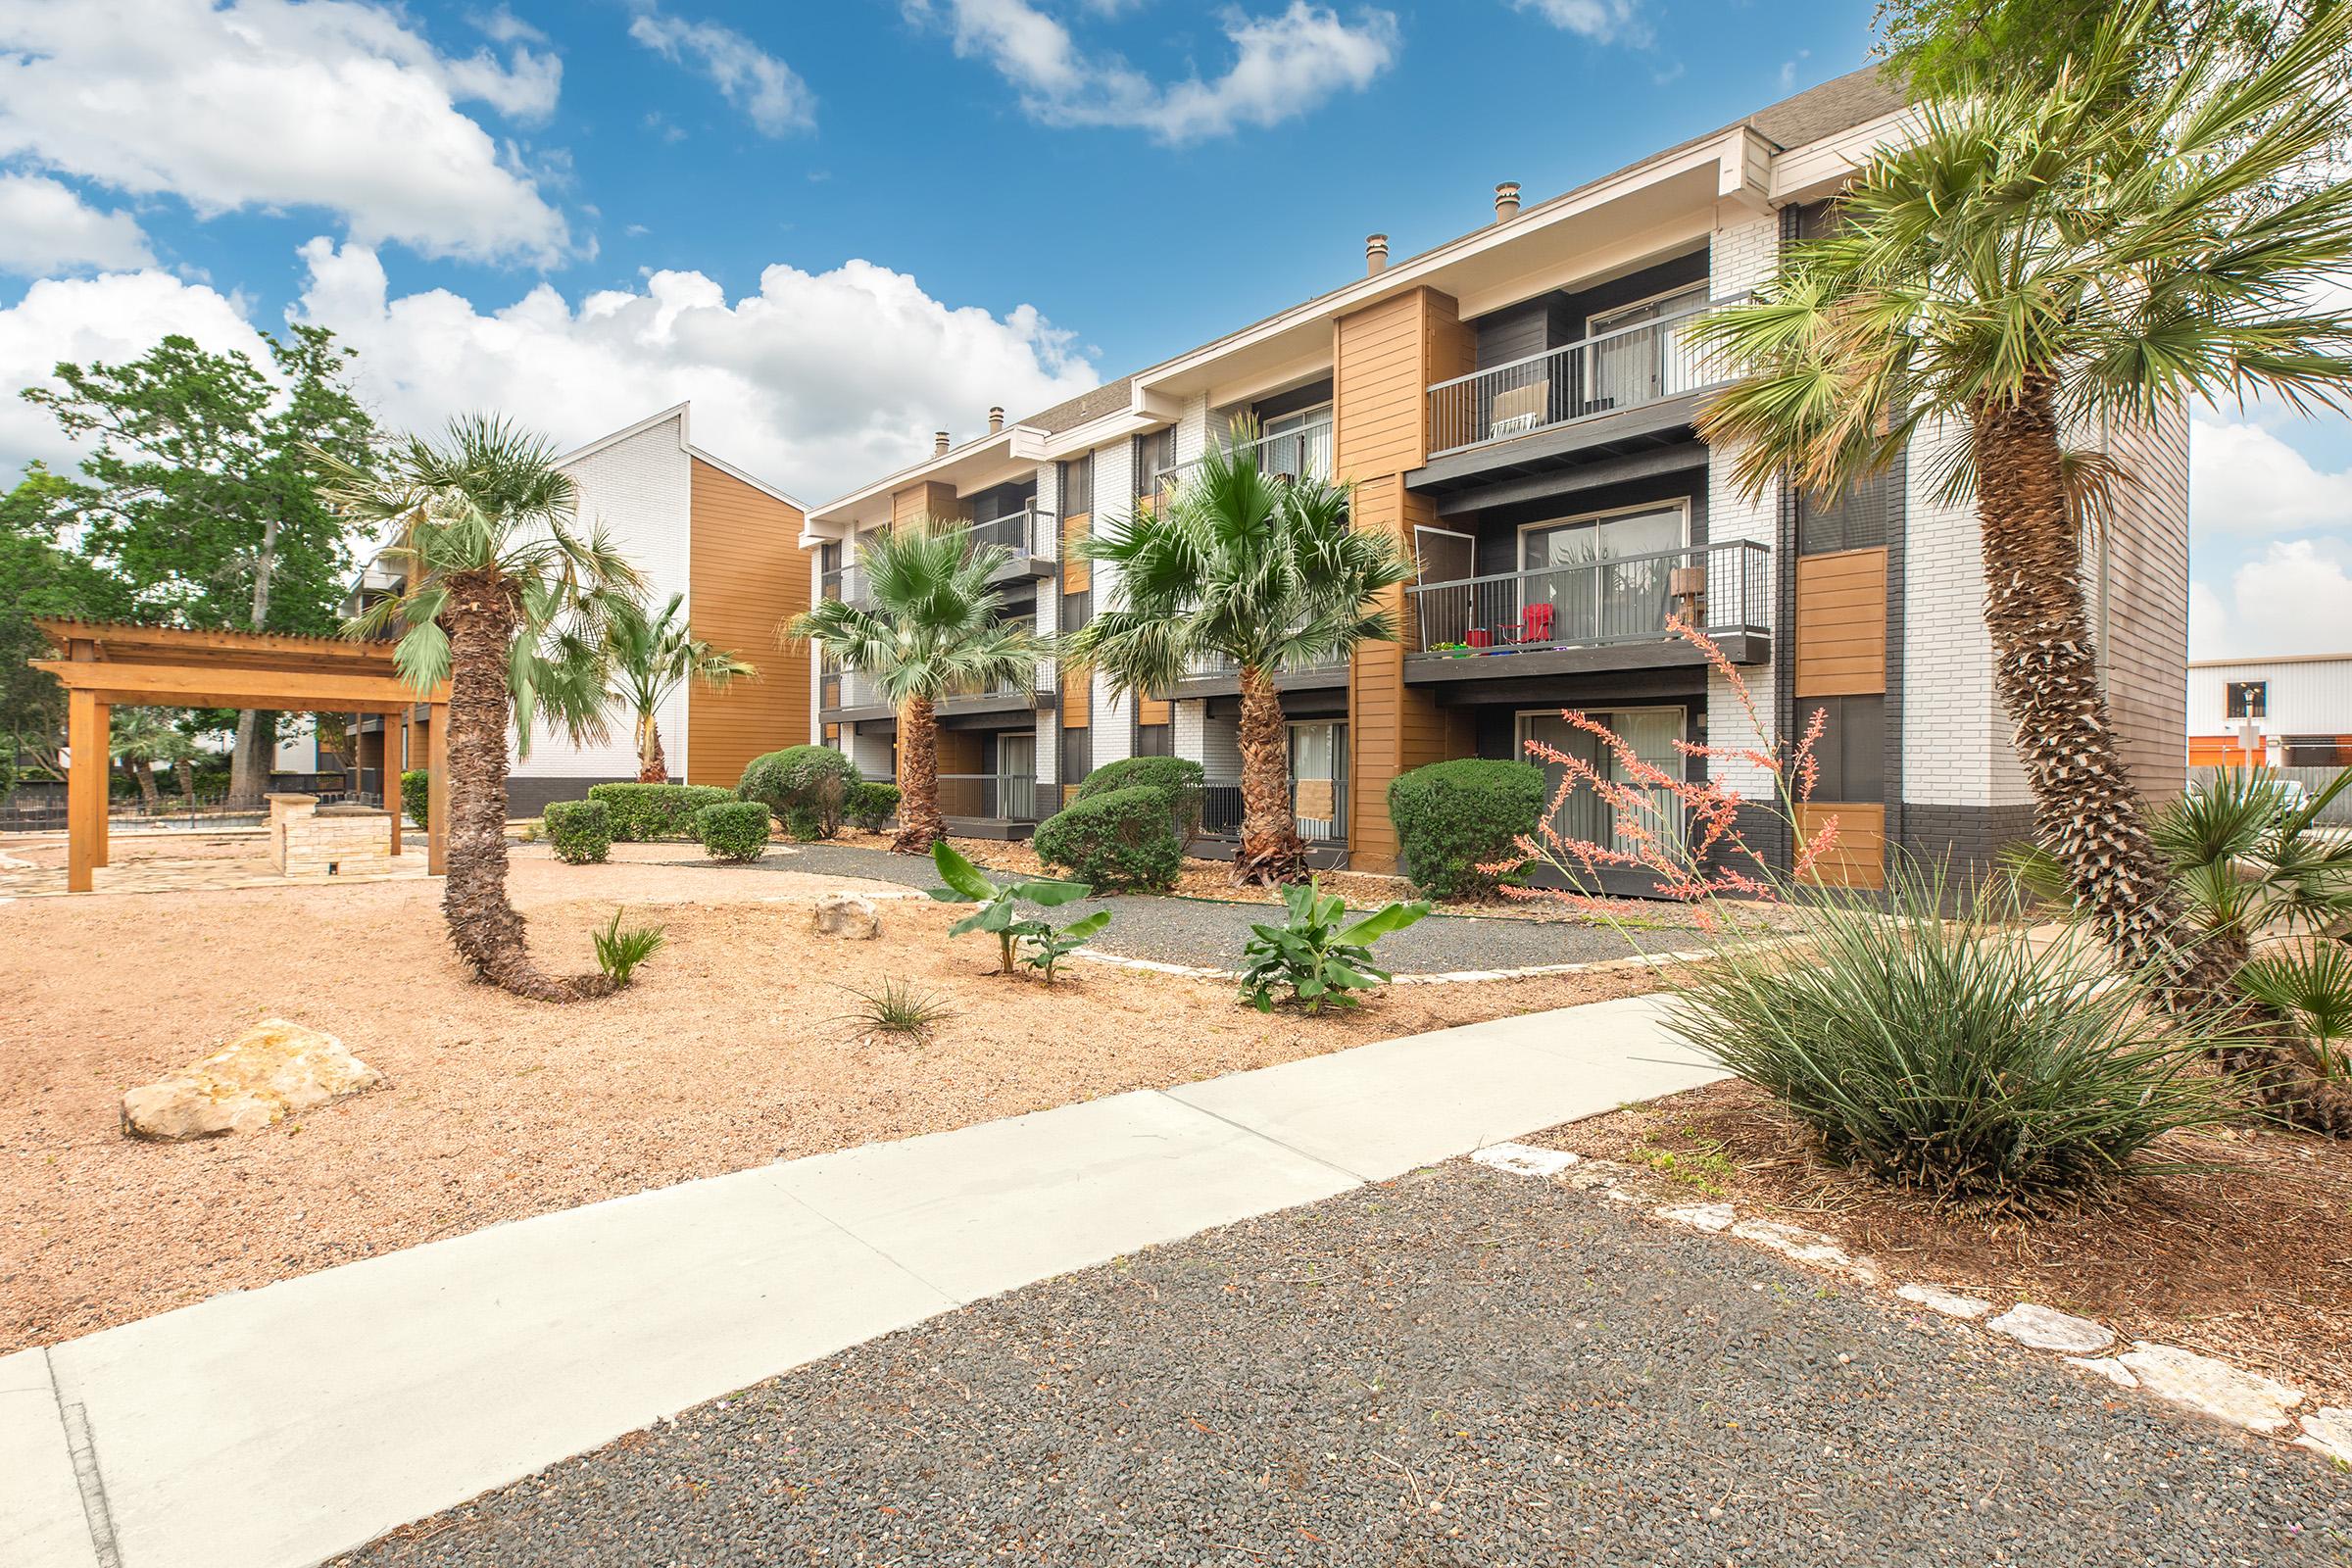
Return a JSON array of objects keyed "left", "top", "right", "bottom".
[{"left": 1, "top": 842, "right": 1660, "bottom": 1353}]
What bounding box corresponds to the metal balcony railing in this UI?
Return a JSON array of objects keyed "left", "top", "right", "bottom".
[
  {"left": 965, "top": 506, "right": 1056, "bottom": 563},
  {"left": 1425, "top": 297, "right": 1740, "bottom": 457},
  {"left": 1406, "top": 539, "right": 1770, "bottom": 656},
  {"left": 1180, "top": 650, "right": 1350, "bottom": 681},
  {"left": 819, "top": 565, "right": 868, "bottom": 607},
  {"left": 937, "top": 772, "right": 1043, "bottom": 822},
  {"left": 1155, "top": 416, "right": 1334, "bottom": 495},
  {"left": 1200, "top": 777, "right": 1348, "bottom": 844},
  {"left": 944, "top": 658, "right": 1056, "bottom": 704}
]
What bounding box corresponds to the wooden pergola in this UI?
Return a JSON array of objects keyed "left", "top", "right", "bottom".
[{"left": 34, "top": 620, "right": 450, "bottom": 893}]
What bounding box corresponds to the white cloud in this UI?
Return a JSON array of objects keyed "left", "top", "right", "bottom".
[
  {"left": 472, "top": 5, "right": 547, "bottom": 46},
  {"left": 0, "top": 0, "right": 569, "bottom": 266},
  {"left": 0, "top": 174, "right": 155, "bottom": 275},
  {"left": 907, "top": 0, "right": 1397, "bottom": 144},
  {"left": 2189, "top": 413, "right": 2352, "bottom": 535},
  {"left": 0, "top": 268, "right": 262, "bottom": 474},
  {"left": 2191, "top": 540, "right": 2352, "bottom": 659},
  {"left": 1513, "top": 0, "right": 1647, "bottom": 46},
  {"left": 627, "top": 8, "right": 814, "bottom": 136}
]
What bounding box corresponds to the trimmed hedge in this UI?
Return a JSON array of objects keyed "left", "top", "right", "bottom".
[
  {"left": 1388, "top": 758, "right": 1548, "bottom": 899},
  {"left": 1034, "top": 784, "right": 1182, "bottom": 893},
  {"left": 696, "top": 800, "right": 772, "bottom": 862},
  {"left": 588, "top": 781, "right": 734, "bottom": 842},
  {"left": 737, "top": 745, "right": 860, "bottom": 840},
  {"left": 846, "top": 780, "right": 900, "bottom": 831},
  {"left": 542, "top": 799, "right": 612, "bottom": 864},
  {"left": 400, "top": 769, "right": 428, "bottom": 832},
  {"left": 1075, "top": 756, "right": 1204, "bottom": 849}
]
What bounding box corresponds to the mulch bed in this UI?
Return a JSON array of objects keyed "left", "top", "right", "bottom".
[{"left": 1538, "top": 1078, "right": 2352, "bottom": 1405}]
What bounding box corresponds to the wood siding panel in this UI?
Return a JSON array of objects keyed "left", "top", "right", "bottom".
[
  {"left": 1060, "top": 509, "right": 1091, "bottom": 596},
  {"left": 1061, "top": 677, "right": 1089, "bottom": 729},
  {"left": 893, "top": 480, "right": 962, "bottom": 528},
  {"left": 686, "top": 459, "right": 809, "bottom": 790},
  {"left": 1794, "top": 547, "right": 1887, "bottom": 698},
  {"left": 1138, "top": 696, "right": 1170, "bottom": 725},
  {"left": 1795, "top": 802, "right": 1886, "bottom": 890},
  {"left": 1336, "top": 287, "right": 1474, "bottom": 870}
]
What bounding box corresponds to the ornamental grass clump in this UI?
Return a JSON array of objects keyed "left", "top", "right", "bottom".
[{"left": 1669, "top": 864, "right": 2237, "bottom": 1207}]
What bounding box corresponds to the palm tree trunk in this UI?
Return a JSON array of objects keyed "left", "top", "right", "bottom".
[
  {"left": 893, "top": 695, "right": 944, "bottom": 854},
  {"left": 1975, "top": 379, "right": 2352, "bottom": 1133},
  {"left": 1234, "top": 664, "right": 1305, "bottom": 886},
  {"left": 440, "top": 568, "right": 613, "bottom": 1003},
  {"left": 638, "top": 714, "right": 667, "bottom": 783},
  {"left": 175, "top": 757, "right": 194, "bottom": 808},
  {"left": 130, "top": 760, "right": 159, "bottom": 812}
]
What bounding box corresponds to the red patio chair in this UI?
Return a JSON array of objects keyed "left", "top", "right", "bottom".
[{"left": 1521, "top": 602, "right": 1555, "bottom": 643}]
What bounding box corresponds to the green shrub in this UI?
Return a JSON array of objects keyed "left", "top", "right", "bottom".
[
  {"left": 591, "top": 909, "right": 664, "bottom": 986},
  {"left": 589, "top": 781, "right": 733, "bottom": 842},
  {"left": 1076, "top": 756, "right": 1205, "bottom": 849},
  {"left": 846, "top": 780, "right": 901, "bottom": 831},
  {"left": 1668, "top": 864, "right": 2233, "bottom": 1206},
  {"left": 1388, "top": 758, "right": 1548, "bottom": 900},
  {"left": 1238, "top": 879, "right": 1430, "bottom": 1013},
  {"left": 401, "top": 769, "right": 429, "bottom": 831},
  {"left": 696, "top": 800, "right": 772, "bottom": 862},
  {"left": 541, "top": 799, "right": 612, "bottom": 864},
  {"left": 737, "top": 745, "right": 859, "bottom": 840},
  {"left": 1034, "top": 785, "right": 1183, "bottom": 893}
]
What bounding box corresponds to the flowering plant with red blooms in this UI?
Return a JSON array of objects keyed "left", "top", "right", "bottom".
[{"left": 1477, "top": 616, "right": 1840, "bottom": 930}]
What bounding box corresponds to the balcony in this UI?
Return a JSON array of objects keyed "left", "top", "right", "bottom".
[
  {"left": 939, "top": 659, "right": 1058, "bottom": 720},
  {"left": 1414, "top": 297, "right": 1741, "bottom": 496},
  {"left": 938, "top": 772, "right": 1043, "bottom": 826},
  {"left": 1404, "top": 539, "right": 1770, "bottom": 684},
  {"left": 819, "top": 564, "right": 868, "bottom": 608},
  {"left": 966, "top": 506, "right": 1057, "bottom": 580},
  {"left": 1200, "top": 777, "right": 1347, "bottom": 846},
  {"left": 1155, "top": 415, "right": 1335, "bottom": 495},
  {"left": 1170, "top": 648, "right": 1349, "bottom": 700}
]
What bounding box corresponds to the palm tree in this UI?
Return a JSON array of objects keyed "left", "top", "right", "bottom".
[
  {"left": 786, "top": 518, "right": 1045, "bottom": 854},
  {"left": 318, "top": 415, "right": 644, "bottom": 1003},
  {"left": 1694, "top": 7, "right": 2352, "bottom": 1113},
  {"left": 1065, "top": 429, "right": 1408, "bottom": 886},
  {"left": 609, "top": 593, "right": 756, "bottom": 782},
  {"left": 109, "top": 707, "right": 193, "bottom": 813}
]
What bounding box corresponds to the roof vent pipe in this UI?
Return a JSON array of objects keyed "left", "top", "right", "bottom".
[
  {"left": 988, "top": 406, "right": 1004, "bottom": 433},
  {"left": 1494, "top": 181, "right": 1521, "bottom": 221},
  {"left": 1365, "top": 233, "right": 1389, "bottom": 274},
  {"left": 933, "top": 430, "right": 950, "bottom": 456}
]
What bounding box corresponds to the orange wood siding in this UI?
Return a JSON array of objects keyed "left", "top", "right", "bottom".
[
  {"left": 1794, "top": 802, "right": 1886, "bottom": 890},
  {"left": 893, "top": 481, "right": 962, "bottom": 528},
  {"left": 686, "top": 458, "right": 809, "bottom": 791},
  {"left": 1138, "top": 696, "right": 1170, "bottom": 725},
  {"left": 935, "top": 728, "right": 982, "bottom": 775},
  {"left": 1061, "top": 678, "right": 1089, "bottom": 728},
  {"left": 1793, "top": 547, "right": 1888, "bottom": 698},
  {"left": 1335, "top": 287, "right": 1474, "bottom": 871},
  {"left": 1060, "top": 510, "right": 1091, "bottom": 596}
]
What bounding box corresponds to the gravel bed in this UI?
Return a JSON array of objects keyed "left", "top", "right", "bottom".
[
  {"left": 338, "top": 1162, "right": 2350, "bottom": 1567},
  {"left": 739, "top": 843, "right": 1683, "bottom": 973}
]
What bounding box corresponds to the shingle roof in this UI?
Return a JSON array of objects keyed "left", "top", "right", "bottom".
[{"left": 1021, "top": 376, "right": 1136, "bottom": 435}]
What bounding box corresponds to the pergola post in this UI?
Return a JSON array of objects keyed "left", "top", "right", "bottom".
[
  {"left": 68, "top": 689, "right": 107, "bottom": 893},
  {"left": 384, "top": 710, "right": 404, "bottom": 858},
  {"left": 426, "top": 703, "right": 449, "bottom": 876}
]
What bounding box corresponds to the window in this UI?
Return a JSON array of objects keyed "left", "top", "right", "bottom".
[
  {"left": 1517, "top": 708, "right": 1686, "bottom": 856},
  {"left": 1798, "top": 694, "right": 1886, "bottom": 803},
  {"left": 1059, "top": 725, "right": 1090, "bottom": 786},
  {"left": 1061, "top": 586, "right": 1092, "bottom": 632},
  {"left": 1517, "top": 501, "right": 1690, "bottom": 644},
  {"left": 1796, "top": 470, "right": 1889, "bottom": 555},
  {"left": 2227, "top": 680, "right": 2268, "bottom": 719},
  {"left": 1136, "top": 723, "right": 1172, "bottom": 757},
  {"left": 1134, "top": 427, "right": 1176, "bottom": 498},
  {"left": 1059, "top": 453, "right": 1093, "bottom": 517},
  {"left": 1289, "top": 720, "right": 1348, "bottom": 843}
]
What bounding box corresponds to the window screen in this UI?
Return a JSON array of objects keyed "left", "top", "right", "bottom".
[
  {"left": 2227, "top": 680, "right": 2268, "bottom": 718},
  {"left": 1136, "top": 723, "right": 1172, "bottom": 758},
  {"left": 1060, "top": 725, "right": 1091, "bottom": 785},
  {"left": 1059, "top": 453, "right": 1093, "bottom": 516},
  {"left": 1800, "top": 694, "right": 1886, "bottom": 804},
  {"left": 1061, "top": 586, "right": 1092, "bottom": 631},
  {"left": 1134, "top": 428, "right": 1176, "bottom": 497},
  {"left": 1796, "top": 469, "right": 1890, "bottom": 555}
]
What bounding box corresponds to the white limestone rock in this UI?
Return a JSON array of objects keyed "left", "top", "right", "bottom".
[
  {"left": 122, "top": 1020, "right": 382, "bottom": 1141},
  {"left": 1896, "top": 1283, "right": 1993, "bottom": 1321},
  {"left": 1986, "top": 1303, "right": 2114, "bottom": 1355},
  {"left": 1729, "top": 1217, "right": 1884, "bottom": 1283},
  {"left": 2068, "top": 1356, "right": 2141, "bottom": 1391},
  {"left": 2115, "top": 1342, "right": 2305, "bottom": 1435},
  {"left": 811, "top": 893, "right": 880, "bottom": 939},
  {"left": 1471, "top": 1143, "right": 1580, "bottom": 1179},
  {"left": 2296, "top": 1407, "right": 2352, "bottom": 1465},
  {"left": 1656, "top": 1201, "right": 1737, "bottom": 1232}
]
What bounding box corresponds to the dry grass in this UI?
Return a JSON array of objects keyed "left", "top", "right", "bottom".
[
  {"left": 1541, "top": 1079, "right": 2352, "bottom": 1403},
  {"left": 0, "top": 841, "right": 1660, "bottom": 1353}
]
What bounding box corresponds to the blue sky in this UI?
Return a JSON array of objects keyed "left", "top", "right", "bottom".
[{"left": 2, "top": 0, "right": 2349, "bottom": 656}]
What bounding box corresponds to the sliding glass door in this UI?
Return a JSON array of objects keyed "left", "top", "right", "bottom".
[
  {"left": 1515, "top": 707, "right": 1687, "bottom": 860},
  {"left": 1518, "top": 502, "right": 1687, "bottom": 645}
]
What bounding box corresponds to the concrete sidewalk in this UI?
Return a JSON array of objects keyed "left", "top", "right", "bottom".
[{"left": 4, "top": 993, "right": 1719, "bottom": 1568}]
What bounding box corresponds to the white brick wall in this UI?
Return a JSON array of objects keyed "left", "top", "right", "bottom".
[
  {"left": 1174, "top": 391, "right": 1210, "bottom": 466},
  {"left": 514, "top": 410, "right": 693, "bottom": 781},
  {"left": 848, "top": 721, "right": 894, "bottom": 780},
  {"left": 1089, "top": 435, "right": 1136, "bottom": 768},
  {"left": 1902, "top": 414, "right": 2032, "bottom": 808},
  {"left": 1703, "top": 213, "right": 1785, "bottom": 798},
  {"left": 1709, "top": 210, "right": 1781, "bottom": 298}
]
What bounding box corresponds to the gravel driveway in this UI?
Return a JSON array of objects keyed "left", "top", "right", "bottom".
[
  {"left": 738, "top": 842, "right": 1688, "bottom": 973},
  {"left": 338, "top": 1161, "right": 2349, "bottom": 1567}
]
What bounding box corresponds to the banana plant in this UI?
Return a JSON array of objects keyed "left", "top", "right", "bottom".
[
  {"left": 1020, "top": 908, "right": 1113, "bottom": 986},
  {"left": 1238, "top": 878, "right": 1431, "bottom": 1013},
  {"left": 926, "top": 841, "right": 1095, "bottom": 974}
]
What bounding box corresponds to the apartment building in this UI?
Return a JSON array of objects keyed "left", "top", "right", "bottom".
[
  {"left": 329, "top": 403, "right": 813, "bottom": 815},
  {"left": 801, "top": 67, "right": 2191, "bottom": 890}
]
